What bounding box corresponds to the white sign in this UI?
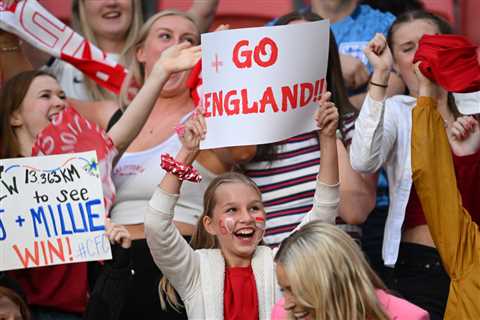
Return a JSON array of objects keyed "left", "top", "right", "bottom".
[
  {"left": 0, "top": 151, "right": 111, "bottom": 271},
  {"left": 200, "top": 20, "right": 330, "bottom": 149}
]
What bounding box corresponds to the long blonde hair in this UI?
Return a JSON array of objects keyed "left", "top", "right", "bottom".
[
  {"left": 159, "top": 172, "right": 263, "bottom": 311},
  {"left": 119, "top": 10, "right": 199, "bottom": 108},
  {"left": 275, "top": 222, "right": 389, "bottom": 320},
  {"left": 71, "top": 0, "right": 143, "bottom": 100}
]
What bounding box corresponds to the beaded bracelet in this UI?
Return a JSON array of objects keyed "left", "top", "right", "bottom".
[
  {"left": 160, "top": 153, "right": 202, "bottom": 183},
  {"left": 0, "top": 46, "right": 20, "bottom": 52}
]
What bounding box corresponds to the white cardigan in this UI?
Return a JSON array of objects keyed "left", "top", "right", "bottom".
[
  {"left": 350, "top": 94, "right": 417, "bottom": 266},
  {"left": 145, "top": 178, "right": 339, "bottom": 320}
]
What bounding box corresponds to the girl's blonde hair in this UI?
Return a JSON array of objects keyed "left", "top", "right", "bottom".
[
  {"left": 119, "top": 10, "right": 199, "bottom": 108},
  {"left": 275, "top": 222, "right": 389, "bottom": 320},
  {"left": 159, "top": 172, "right": 263, "bottom": 311},
  {"left": 71, "top": 0, "right": 144, "bottom": 100}
]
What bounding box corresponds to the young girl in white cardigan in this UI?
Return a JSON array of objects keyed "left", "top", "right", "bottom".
[{"left": 144, "top": 92, "right": 341, "bottom": 320}]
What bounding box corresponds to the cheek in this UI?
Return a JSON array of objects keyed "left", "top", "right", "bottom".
[
  {"left": 397, "top": 51, "right": 415, "bottom": 69},
  {"left": 254, "top": 215, "right": 266, "bottom": 230},
  {"left": 144, "top": 42, "right": 170, "bottom": 64},
  {"left": 84, "top": 4, "right": 101, "bottom": 18},
  {"left": 219, "top": 216, "right": 235, "bottom": 235}
]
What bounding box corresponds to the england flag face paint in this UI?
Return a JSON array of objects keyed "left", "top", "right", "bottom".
[
  {"left": 209, "top": 181, "right": 267, "bottom": 262},
  {"left": 254, "top": 216, "right": 266, "bottom": 230}
]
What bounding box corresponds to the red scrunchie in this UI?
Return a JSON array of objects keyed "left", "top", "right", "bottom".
[
  {"left": 413, "top": 34, "right": 480, "bottom": 93},
  {"left": 160, "top": 153, "right": 202, "bottom": 183}
]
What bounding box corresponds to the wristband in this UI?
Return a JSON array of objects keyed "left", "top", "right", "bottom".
[
  {"left": 370, "top": 81, "right": 388, "bottom": 88},
  {"left": 160, "top": 153, "right": 202, "bottom": 183}
]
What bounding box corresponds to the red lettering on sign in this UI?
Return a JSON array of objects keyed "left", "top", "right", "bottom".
[
  {"left": 254, "top": 38, "right": 278, "bottom": 68},
  {"left": 224, "top": 90, "right": 240, "bottom": 116},
  {"left": 232, "top": 37, "right": 279, "bottom": 69},
  {"left": 12, "top": 237, "right": 73, "bottom": 268},
  {"left": 241, "top": 89, "right": 258, "bottom": 114},
  {"left": 300, "top": 83, "right": 314, "bottom": 107},
  {"left": 259, "top": 87, "right": 279, "bottom": 113},
  {"left": 204, "top": 93, "right": 212, "bottom": 117},
  {"left": 232, "top": 40, "right": 251, "bottom": 68},
  {"left": 281, "top": 84, "right": 298, "bottom": 112},
  {"left": 212, "top": 91, "right": 224, "bottom": 117},
  {"left": 203, "top": 79, "right": 324, "bottom": 118}
]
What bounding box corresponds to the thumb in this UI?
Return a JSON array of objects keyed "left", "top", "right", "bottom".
[{"left": 319, "top": 91, "right": 332, "bottom": 105}]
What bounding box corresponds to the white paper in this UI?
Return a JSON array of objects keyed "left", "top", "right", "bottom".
[
  {"left": 200, "top": 20, "right": 330, "bottom": 149},
  {"left": 0, "top": 151, "right": 111, "bottom": 271}
]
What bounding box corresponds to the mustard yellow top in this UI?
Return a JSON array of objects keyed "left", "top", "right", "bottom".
[{"left": 412, "top": 96, "right": 480, "bottom": 320}]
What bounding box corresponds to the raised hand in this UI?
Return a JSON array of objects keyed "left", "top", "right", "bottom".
[
  {"left": 154, "top": 42, "right": 202, "bottom": 76},
  {"left": 105, "top": 219, "right": 132, "bottom": 249},
  {"left": 213, "top": 24, "right": 229, "bottom": 32},
  {"left": 413, "top": 61, "right": 438, "bottom": 98},
  {"left": 364, "top": 33, "right": 393, "bottom": 73},
  {"left": 447, "top": 116, "right": 480, "bottom": 156},
  {"left": 339, "top": 54, "right": 369, "bottom": 90},
  {"left": 178, "top": 109, "right": 207, "bottom": 153},
  {"left": 315, "top": 91, "right": 339, "bottom": 138}
]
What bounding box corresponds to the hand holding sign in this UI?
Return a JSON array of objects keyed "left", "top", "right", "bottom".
[
  {"left": 105, "top": 219, "right": 131, "bottom": 249},
  {"left": 178, "top": 111, "right": 207, "bottom": 153},
  {"left": 316, "top": 91, "right": 339, "bottom": 138}
]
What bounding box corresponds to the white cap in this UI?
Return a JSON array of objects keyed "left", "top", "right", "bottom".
[{"left": 454, "top": 91, "right": 480, "bottom": 115}]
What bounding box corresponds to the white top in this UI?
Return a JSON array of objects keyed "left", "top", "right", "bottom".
[
  {"left": 350, "top": 94, "right": 416, "bottom": 266},
  {"left": 44, "top": 53, "right": 119, "bottom": 101},
  {"left": 145, "top": 177, "right": 339, "bottom": 320},
  {"left": 111, "top": 132, "right": 213, "bottom": 226},
  {"left": 453, "top": 91, "right": 480, "bottom": 115}
]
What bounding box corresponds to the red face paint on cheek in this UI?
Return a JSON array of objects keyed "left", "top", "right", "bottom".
[
  {"left": 224, "top": 216, "right": 235, "bottom": 233},
  {"left": 219, "top": 219, "right": 229, "bottom": 235},
  {"left": 255, "top": 216, "right": 266, "bottom": 230}
]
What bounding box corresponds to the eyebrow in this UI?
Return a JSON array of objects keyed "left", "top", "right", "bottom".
[
  {"left": 37, "top": 89, "right": 52, "bottom": 95},
  {"left": 37, "top": 89, "right": 65, "bottom": 96},
  {"left": 154, "top": 26, "right": 173, "bottom": 33},
  {"left": 154, "top": 27, "right": 197, "bottom": 37},
  {"left": 398, "top": 40, "right": 415, "bottom": 47},
  {"left": 222, "top": 202, "right": 237, "bottom": 208}
]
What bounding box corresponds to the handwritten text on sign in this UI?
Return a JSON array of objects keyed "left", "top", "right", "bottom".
[
  {"left": 200, "top": 20, "right": 330, "bottom": 149},
  {"left": 0, "top": 151, "right": 111, "bottom": 271}
]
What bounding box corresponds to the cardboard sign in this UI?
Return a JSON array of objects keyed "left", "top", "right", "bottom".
[
  {"left": 0, "top": 151, "right": 111, "bottom": 271},
  {"left": 200, "top": 20, "right": 330, "bottom": 149}
]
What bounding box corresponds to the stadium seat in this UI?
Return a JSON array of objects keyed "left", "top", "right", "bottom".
[{"left": 158, "top": 0, "right": 294, "bottom": 29}]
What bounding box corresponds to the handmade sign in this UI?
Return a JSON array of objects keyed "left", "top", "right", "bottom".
[
  {"left": 0, "top": 0, "right": 126, "bottom": 94},
  {"left": 200, "top": 20, "right": 330, "bottom": 149},
  {"left": 0, "top": 151, "right": 111, "bottom": 271}
]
